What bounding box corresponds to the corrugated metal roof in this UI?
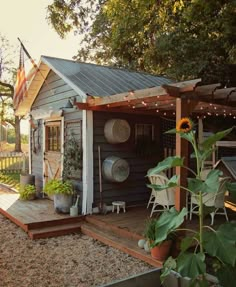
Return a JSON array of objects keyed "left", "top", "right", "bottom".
[{"left": 41, "top": 56, "right": 173, "bottom": 97}]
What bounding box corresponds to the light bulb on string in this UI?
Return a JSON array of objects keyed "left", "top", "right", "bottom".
[{"left": 141, "top": 101, "right": 147, "bottom": 106}]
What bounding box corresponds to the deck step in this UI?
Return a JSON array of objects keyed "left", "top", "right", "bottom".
[
  {"left": 28, "top": 222, "right": 82, "bottom": 240},
  {"left": 85, "top": 215, "right": 143, "bottom": 241},
  {"left": 81, "top": 222, "right": 162, "bottom": 268},
  {"left": 26, "top": 215, "right": 85, "bottom": 231}
]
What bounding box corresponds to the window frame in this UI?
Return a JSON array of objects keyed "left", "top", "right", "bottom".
[{"left": 45, "top": 121, "right": 61, "bottom": 152}]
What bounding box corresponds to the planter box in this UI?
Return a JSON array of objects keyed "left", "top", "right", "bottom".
[
  {"left": 100, "top": 268, "right": 162, "bottom": 287},
  {"left": 99, "top": 268, "right": 219, "bottom": 287}
]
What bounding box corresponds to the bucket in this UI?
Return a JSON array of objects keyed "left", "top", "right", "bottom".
[{"left": 70, "top": 206, "right": 79, "bottom": 216}]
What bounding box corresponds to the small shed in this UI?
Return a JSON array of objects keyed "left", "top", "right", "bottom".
[{"left": 15, "top": 56, "right": 236, "bottom": 214}]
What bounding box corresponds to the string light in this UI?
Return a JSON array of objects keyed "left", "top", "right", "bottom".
[
  {"left": 141, "top": 101, "right": 147, "bottom": 106},
  {"left": 156, "top": 109, "right": 159, "bottom": 113}
]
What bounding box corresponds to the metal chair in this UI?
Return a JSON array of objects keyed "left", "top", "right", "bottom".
[
  {"left": 189, "top": 177, "right": 230, "bottom": 225},
  {"left": 147, "top": 173, "right": 175, "bottom": 217}
]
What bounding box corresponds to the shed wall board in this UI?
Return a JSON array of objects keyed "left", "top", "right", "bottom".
[
  {"left": 93, "top": 111, "right": 161, "bottom": 207},
  {"left": 30, "top": 70, "right": 82, "bottom": 194}
]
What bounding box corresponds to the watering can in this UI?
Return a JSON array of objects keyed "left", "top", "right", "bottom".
[{"left": 70, "top": 195, "right": 80, "bottom": 216}]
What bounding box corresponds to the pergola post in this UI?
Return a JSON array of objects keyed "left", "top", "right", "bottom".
[{"left": 175, "top": 98, "right": 189, "bottom": 211}]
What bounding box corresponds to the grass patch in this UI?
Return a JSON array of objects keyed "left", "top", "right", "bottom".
[{"left": 0, "top": 172, "right": 20, "bottom": 191}]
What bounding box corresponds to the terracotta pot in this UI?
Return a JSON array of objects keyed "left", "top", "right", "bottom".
[{"left": 151, "top": 240, "right": 172, "bottom": 261}]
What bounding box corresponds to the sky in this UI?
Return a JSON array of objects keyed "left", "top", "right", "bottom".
[
  {"left": 0, "top": 0, "right": 80, "bottom": 63},
  {"left": 1, "top": 0, "right": 81, "bottom": 134}
]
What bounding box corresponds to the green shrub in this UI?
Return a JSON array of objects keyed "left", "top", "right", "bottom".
[
  {"left": 43, "top": 179, "right": 73, "bottom": 195},
  {"left": 19, "top": 184, "right": 36, "bottom": 200}
]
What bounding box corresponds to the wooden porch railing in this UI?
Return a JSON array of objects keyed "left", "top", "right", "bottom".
[{"left": 0, "top": 152, "right": 29, "bottom": 173}]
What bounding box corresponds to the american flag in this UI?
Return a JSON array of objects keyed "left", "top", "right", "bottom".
[
  {"left": 13, "top": 40, "right": 39, "bottom": 110},
  {"left": 13, "top": 46, "right": 27, "bottom": 110}
]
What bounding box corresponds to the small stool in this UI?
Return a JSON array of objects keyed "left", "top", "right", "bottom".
[{"left": 112, "top": 201, "right": 126, "bottom": 214}]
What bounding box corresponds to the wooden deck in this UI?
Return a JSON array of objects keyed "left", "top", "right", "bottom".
[
  {"left": 0, "top": 189, "right": 84, "bottom": 237},
  {"left": 1, "top": 188, "right": 236, "bottom": 268}
]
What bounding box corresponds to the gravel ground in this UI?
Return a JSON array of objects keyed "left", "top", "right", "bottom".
[{"left": 0, "top": 214, "right": 153, "bottom": 287}]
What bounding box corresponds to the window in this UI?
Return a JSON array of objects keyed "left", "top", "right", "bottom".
[
  {"left": 135, "top": 123, "right": 154, "bottom": 143},
  {"left": 45, "top": 121, "right": 61, "bottom": 152}
]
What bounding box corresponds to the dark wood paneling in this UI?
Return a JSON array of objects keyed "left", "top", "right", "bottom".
[{"left": 93, "top": 111, "right": 161, "bottom": 207}]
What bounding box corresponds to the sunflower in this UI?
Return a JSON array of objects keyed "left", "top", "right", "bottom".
[{"left": 176, "top": 118, "right": 193, "bottom": 133}]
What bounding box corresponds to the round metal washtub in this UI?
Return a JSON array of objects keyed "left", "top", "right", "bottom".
[
  {"left": 104, "top": 119, "right": 131, "bottom": 144},
  {"left": 102, "top": 156, "right": 130, "bottom": 183}
]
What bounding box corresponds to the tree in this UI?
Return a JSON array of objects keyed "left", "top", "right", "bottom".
[
  {"left": 47, "top": 0, "right": 236, "bottom": 82},
  {"left": 0, "top": 34, "right": 22, "bottom": 152}
]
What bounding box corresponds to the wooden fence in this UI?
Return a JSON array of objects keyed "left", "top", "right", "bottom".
[{"left": 0, "top": 152, "right": 29, "bottom": 173}]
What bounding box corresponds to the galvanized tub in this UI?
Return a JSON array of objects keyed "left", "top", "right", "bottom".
[
  {"left": 104, "top": 119, "right": 131, "bottom": 144},
  {"left": 102, "top": 156, "right": 130, "bottom": 182}
]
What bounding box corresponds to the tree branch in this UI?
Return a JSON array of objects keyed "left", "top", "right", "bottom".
[{"left": 0, "top": 81, "right": 14, "bottom": 96}]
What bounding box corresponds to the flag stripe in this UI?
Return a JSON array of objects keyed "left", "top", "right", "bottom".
[
  {"left": 13, "top": 47, "right": 27, "bottom": 110},
  {"left": 14, "top": 41, "right": 39, "bottom": 110}
]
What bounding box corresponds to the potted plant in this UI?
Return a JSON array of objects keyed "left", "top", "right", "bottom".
[
  {"left": 19, "top": 184, "right": 36, "bottom": 200},
  {"left": 147, "top": 118, "right": 236, "bottom": 286},
  {"left": 43, "top": 179, "right": 74, "bottom": 213},
  {"left": 144, "top": 208, "right": 186, "bottom": 261}
]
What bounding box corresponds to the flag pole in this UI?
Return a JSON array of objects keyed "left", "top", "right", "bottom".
[{"left": 17, "top": 38, "right": 54, "bottom": 97}]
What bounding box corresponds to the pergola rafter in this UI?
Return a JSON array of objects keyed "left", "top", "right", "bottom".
[{"left": 76, "top": 79, "right": 236, "bottom": 118}]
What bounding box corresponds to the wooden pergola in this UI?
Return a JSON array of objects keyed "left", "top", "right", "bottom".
[{"left": 76, "top": 79, "right": 236, "bottom": 210}]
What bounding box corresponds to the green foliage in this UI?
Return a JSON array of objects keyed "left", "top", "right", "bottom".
[
  {"left": 147, "top": 156, "right": 184, "bottom": 176},
  {"left": 62, "top": 135, "right": 82, "bottom": 180},
  {"left": 0, "top": 172, "right": 20, "bottom": 191},
  {"left": 149, "top": 119, "right": 236, "bottom": 286},
  {"left": 47, "top": 0, "right": 236, "bottom": 82},
  {"left": 43, "top": 179, "right": 74, "bottom": 196},
  {"left": 144, "top": 207, "right": 187, "bottom": 248},
  {"left": 19, "top": 184, "right": 36, "bottom": 200}
]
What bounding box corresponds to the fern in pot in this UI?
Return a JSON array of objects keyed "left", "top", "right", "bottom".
[
  {"left": 148, "top": 118, "right": 236, "bottom": 286},
  {"left": 19, "top": 184, "right": 36, "bottom": 200},
  {"left": 43, "top": 179, "right": 74, "bottom": 213}
]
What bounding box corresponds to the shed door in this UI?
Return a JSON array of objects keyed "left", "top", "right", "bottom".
[{"left": 43, "top": 119, "right": 63, "bottom": 183}]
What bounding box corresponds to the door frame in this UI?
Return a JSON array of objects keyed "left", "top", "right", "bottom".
[{"left": 42, "top": 116, "right": 64, "bottom": 187}]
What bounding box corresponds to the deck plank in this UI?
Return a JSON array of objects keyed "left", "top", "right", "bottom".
[{"left": 0, "top": 190, "right": 71, "bottom": 224}]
